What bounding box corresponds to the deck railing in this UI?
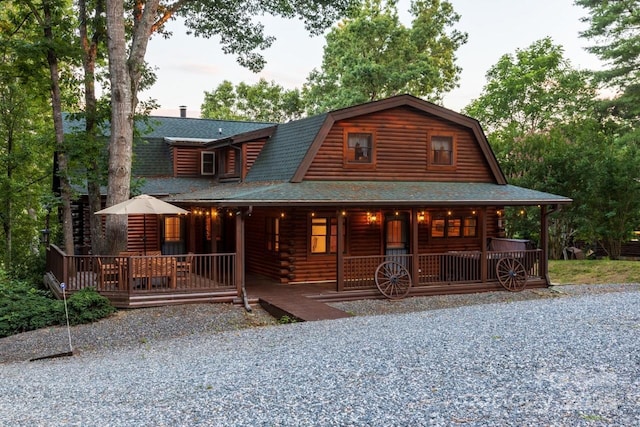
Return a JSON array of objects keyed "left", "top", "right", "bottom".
[
  {"left": 46, "top": 245, "right": 236, "bottom": 294},
  {"left": 344, "top": 250, "right": 542, "bottom": 290}
]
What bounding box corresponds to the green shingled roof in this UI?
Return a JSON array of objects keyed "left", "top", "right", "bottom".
[
  {"left": 63, "top": 114, "right": 275, "bottom": 192},
  {"left": 62, "top": 113, "right": 274, "bottom": 140},
  {"left": 71, "top": 177, "right": 217, "bottom": 197},
  {"left": 167, "top": 181, "right": 572, "bottom": 207},
  {"left": 142, "top": 116, "right": 274, "bottom": 140},
  {"left": 245, "top": 113, "right": 328, "bottom": 182}
]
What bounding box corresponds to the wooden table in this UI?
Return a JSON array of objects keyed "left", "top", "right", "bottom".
[{"left": 126, "top": 257, "right": 177, "bottom": 290}]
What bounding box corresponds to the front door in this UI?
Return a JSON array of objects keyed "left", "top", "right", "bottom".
[{"left": 384, "top": 212, "right": 409, "bottom": 264}]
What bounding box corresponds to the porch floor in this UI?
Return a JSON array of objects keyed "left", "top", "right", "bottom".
[{"left": 246, "top": 275, "right": 352, "bottom": 322}]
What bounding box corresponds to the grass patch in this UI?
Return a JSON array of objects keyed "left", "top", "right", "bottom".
[{"left": 549, "top": 259, "right": 640, "bottom": 285}]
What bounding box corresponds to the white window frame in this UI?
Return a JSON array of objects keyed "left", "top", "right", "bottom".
[{"left": 201, "top": 151, "right": 216, "bottom": 175}]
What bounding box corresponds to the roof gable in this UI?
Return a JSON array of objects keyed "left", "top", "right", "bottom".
[
  {"left": 290, "top": 94, "right": 506, "bottom": 184},
  {"left": 244, "top": 94, "right": 506, "bottom": 184}
]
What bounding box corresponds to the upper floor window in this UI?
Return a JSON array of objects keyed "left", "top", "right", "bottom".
[
  {"left": 344, "top": 128, "right": 375, "bottom": 166},
  {"left": 201, "top": 151, "right": 215, "bottom": 175},
  {"left": 430, "top": 135, "right": 454, "bottom": 166}
]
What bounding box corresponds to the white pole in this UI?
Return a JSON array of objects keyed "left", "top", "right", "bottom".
[{"left": 60, "top": 283, "right": 73, "bottom": 353}]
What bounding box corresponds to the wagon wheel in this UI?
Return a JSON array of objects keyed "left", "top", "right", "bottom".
[
  {"left": 375, "top": 261, "right": 412, "bottom": 299},
  {"left": 496, "top": 257, "right": 528, "bottom": 292}
]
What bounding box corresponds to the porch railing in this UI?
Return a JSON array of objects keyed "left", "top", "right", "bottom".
[
  {"left": 46, "top": 245, "right": 236, "bottom": 294},
  {"left": 344, "top": 250, "right": 542, "bottom": 290}
]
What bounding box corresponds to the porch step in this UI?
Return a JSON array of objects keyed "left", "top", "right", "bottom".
[{"left": 258, "top": 294, "right": 352, "bottom": 322}]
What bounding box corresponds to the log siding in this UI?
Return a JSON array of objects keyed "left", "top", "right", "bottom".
[{"left": 304, "top": 107, "right": 495, "bottom": 182}]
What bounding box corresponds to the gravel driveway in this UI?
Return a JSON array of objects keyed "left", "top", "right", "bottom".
[{"left": 1, "top": 285, "right": 638, "bottom": 426}]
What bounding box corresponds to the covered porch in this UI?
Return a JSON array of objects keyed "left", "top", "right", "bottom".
[
  {"left": 45, "top": 237, "right": 546, "bottom": 309},
  {"left": 45, "top": 182, "right": 570, "bottom": 309}
]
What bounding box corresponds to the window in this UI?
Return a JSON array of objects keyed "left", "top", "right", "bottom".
[
  {"left": 430, "top": 136, "right": 453, "bottom": 166},
  {"left": 386, "top": 219, "right": 406, "bottom": 249},
  {"left": 201, "top": 152, "right": 215, "bottom": 175},
  {"left": 266, "top": 217, "right": 280, "bottom": 252},
  {"left": 310, "top": 216, "right": 346, "bottom": 254},
  {"left": 431, "top": 212, "right": 477, "bottom": 238},
  {"left": 164, "top": 217, "right": 182, "bottom": 242},
  {"left": 345, "top": 129, "right": 374, "bottom": 165},
  {"left": 431, "top": 217, "right": 445, "bottom": 238},
  {"left": 447, "top": 217, "right": 461, "bottom": 237},
  {"left": 463, "top": 216, "right": 477, "bottom": 237}
]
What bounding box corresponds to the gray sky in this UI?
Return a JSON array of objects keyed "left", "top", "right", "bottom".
[{"left": 142, "top": 0, "right": 602, "bottom": 118}]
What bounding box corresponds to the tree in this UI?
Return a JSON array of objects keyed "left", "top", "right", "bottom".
[
  {"left": 465, "top": 38, "right": 596, "bottom": 136},
  {"left": 77, "top": 0, "right": 110, "bottom": 255},
  {"left": 0, "top": 4, "right": 57, "bottom": 272},
  {"left": 576, "top": 0, "right": 640, "bottom": 141},
  {"left": 103, "top": 0, "right": 359, "bottom": 254},
  {"left": 16, "top": 0, "right": 79, "bottom": 255},
  {"left": 302, "top": 0, "right": 467, "bottom": 114},
  {"left": 201, "top": 79, "right": 304, "bottom": 122},
  {"left": 462, "top": 38, "right": 611, "bottom": 257}
]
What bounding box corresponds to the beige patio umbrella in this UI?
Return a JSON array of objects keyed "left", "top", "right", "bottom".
[{"left": 95, "top": 194, "right": 188, "bottom": 254}]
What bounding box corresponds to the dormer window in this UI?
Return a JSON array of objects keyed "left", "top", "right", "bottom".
[
  {"left": 430, "top": 136, "right": 453, "bottom": 165},
  {"left": 201, "top": 151, "right": 215, "bottom": 175},
  {"left": 344, "top": 128, "right": 375, "bottom": 168}
]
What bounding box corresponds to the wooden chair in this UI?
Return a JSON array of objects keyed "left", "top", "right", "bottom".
[
  {"left": 176, "top": 252, "right": 194, "bottom": 278},
  {"left": 96, "top": 257, "right": 119, "bottom": 289},
  {"left": 119, "top": 251, "right": 141, "bottom": 257}
]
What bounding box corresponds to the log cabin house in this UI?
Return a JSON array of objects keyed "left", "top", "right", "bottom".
[{"left": 46, "top": 95, "right": 571, "bottom": 308}]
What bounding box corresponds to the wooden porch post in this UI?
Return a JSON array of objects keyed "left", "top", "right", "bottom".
[
  {"left": 480, "top": 207, "right": 487, "bottom": 283},
  {"left": 336, "top": 209, "right": 344, "bottom": 292},
  {"left": 411, "top": 208, "right": 419, "bottom": 286},
  {"left": 540, "top": 205, "right": 550, "bottom": 285},
  {"left": 235, "top": 209, "right": 245, "bottom": 296},
  {"left": 188, "top": 211, "right": 196, "bottom": 253}
]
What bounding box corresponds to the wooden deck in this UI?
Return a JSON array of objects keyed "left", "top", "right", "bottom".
[
  {"left": 247, "top": 276, "right": 352, "bottom": 322},
  {"left": 46, "top": 244, "right": 548, "bottom": 312}
]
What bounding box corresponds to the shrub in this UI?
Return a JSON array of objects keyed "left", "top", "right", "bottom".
[
  {"left": 0, "top": 273, "right": 115, "bottom": 338},
  {"left": 65, "top": 288, "right": 116, "bottom": 325}
]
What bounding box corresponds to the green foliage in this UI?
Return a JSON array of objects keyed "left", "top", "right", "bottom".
[
  {"left": 201, "top": 79, "right": 304, "bottom": 122},
  {"left": 0, "top": 272, "right": 115, "bottom": 338},
  {"left": 0, "top": 3, "right": 60, "bottom": 272},
  {"left": 178, "top": 0, "right": 360, "bottom": 73},
  {"left": 462, "top": 37, "right": 640, "bottom": 259},
  {"left": 64, "top": 287, "right": 116, "bottom": 325},
  {"left": 277, "top": 315, "right": 298, "bottom": 324},
  {"left": 302, "top": 0, "right": 467, "bottom": 114},
  {"left": 464, "top": 38, "right": 597, "bottom": 134},
  {"left": 576, "top": 0, "right": 640, "bottom": 134}
]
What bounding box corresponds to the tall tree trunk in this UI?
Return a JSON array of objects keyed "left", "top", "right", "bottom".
[
  {"left": 43, "top": 1, "right": 75, "bottom": 254},
  {"left": 104, "top": 0, "right": 160, "bottom": 254},
  {"left": 105, "top": 0, "right": 133, "bottom": 254},
  {"left": 80, "top": 0, "right": 107, "bottom": 255}
]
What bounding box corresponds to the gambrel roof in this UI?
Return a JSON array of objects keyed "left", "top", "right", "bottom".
[
  {"left": 169, "top": 95, "right": 570, "bottom": 207},
  {"left": 243, "top": 94, "right": 506, "bottom": 184}
]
